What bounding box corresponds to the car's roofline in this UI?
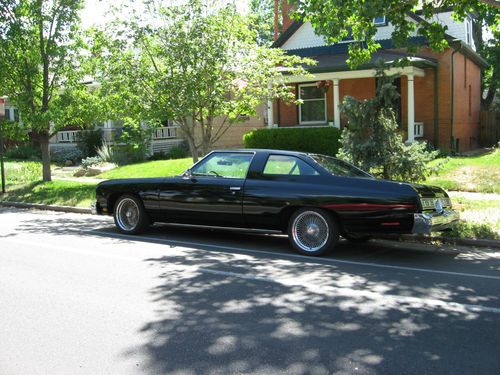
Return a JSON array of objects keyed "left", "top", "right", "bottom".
[{"left": 211, "top": 148, "right": 313, "bottom": 157}]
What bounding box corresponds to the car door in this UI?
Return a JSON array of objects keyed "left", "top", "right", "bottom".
[{"left": 158, "top": 152, "right": 254, "bottom": 227}]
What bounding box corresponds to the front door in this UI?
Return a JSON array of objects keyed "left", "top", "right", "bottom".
[{"left": 158, "top": 152, "right": 254, "bottom": 227}]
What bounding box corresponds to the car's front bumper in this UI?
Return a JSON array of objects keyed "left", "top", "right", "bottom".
[
  {"left": 90, "top": 201, "right": 104, "bottom": 215},
  {"left": 412, "top": 209, "right": 459, "bottom": 234}
]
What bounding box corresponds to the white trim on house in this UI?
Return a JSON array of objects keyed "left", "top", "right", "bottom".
[{"left": 297, "top": 83, "right": 328, "bottom": 125}]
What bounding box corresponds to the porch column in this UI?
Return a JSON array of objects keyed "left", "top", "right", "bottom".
[
  {"left": 267, "top": 82, "right": 274, "bottom": 128},
  {"left": 407, "top": 73, "right": 415, "bottom": 142},
  {"left": 333, "top": 79, "right": 341, "bottom": 128}
]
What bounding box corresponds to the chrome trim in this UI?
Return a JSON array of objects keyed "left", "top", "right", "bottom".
[
  {"left": 90, "top": 202, "right": 98, "bottom": 215},
  {"left": 155, "top": 222, "right": 284, "bottom": 234},
  {"left": 291, "top": 211, "right": 329, "bottom": 252},
  {"left": 412, "top": 209, "right": 459, "bottom": 234},
  {"left": 229, "top": 186, "right": 241, "bottom": 191}
]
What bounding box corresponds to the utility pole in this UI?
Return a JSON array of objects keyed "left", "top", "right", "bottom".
[{"left": 0, "top": 97, "right": 5, "bottom": 194}]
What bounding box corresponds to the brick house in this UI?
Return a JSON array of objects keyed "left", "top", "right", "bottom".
[{"left": 263, "top": 1, "right": 488, "bottom": 152}]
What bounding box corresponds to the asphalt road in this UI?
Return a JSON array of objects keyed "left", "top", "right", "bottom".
[{"left": 0, "top": 207, "right": 499, "bottom": 375}]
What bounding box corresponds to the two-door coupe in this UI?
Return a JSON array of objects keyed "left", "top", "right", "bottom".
[{"left": 92, "top": 149, "right": 459, "bottom": 256}]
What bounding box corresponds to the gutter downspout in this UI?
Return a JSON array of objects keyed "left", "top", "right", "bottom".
[
  {"left": 433, "top": 66, "right": 439, "bottom": 147},
  {"left": 450, "top": 41, "right": 462, "bottom": 153}
]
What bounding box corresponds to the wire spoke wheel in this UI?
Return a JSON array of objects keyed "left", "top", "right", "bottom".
[
  {"left": 116, "top": 198, "right": 141, "bottom": 231},
  {"left": 292, "top": 210, "right": 330, "bottom": 252}
]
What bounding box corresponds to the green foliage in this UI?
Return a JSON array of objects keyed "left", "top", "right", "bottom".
[
  {"left": 97, "top": 142, "right": 114, "bottom": 163},
  {"left": 5, "top": 143, "right": 41, "bottom": 160},
  {"left": 243, "top": 127, "right": 342, "bottom": 156},
  {"left": 91, "top": 0, "right": 313, "bottom": 161},
  {"left": 248, "top": 0, "right": 277, "bottom": 46},
  {"left": 4, "top": 159, "right": 41, "bottom": 185},
  {"left": 0, "top": 180, "right": 96, "bottom": 208},
  {"left": 97, "top": 158, "right": 193, "bottom": 179},
  {"left": 440, "top": 221, "right": 499, "bottom": 240},
  {"left": 338, "top": 68, "right": 438, "bottom": 182},
  {"left": 149, "top": 143, "right": 190, "bottom": 161},
  {"left": 81, "top": 156, "right": 104, "bottom": 169},
  {"left": 291, "top": 1, "right": 498, "bottom": 68},
  {"left": 110, "top": 145, "right": 147, "bottom": 166},
  {"left": 76, "top": 129, "right": 103, "bottom": 158},
  {"left": 0, "top": 0, "right": 90, "bottom": 181},
  {"left": 50, "top": 148, "right": 84, "bottom": 165}
]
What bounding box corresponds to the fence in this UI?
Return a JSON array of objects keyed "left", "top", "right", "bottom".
[{"left": 479, "top": 111, "right": 500, "bottom": 147}]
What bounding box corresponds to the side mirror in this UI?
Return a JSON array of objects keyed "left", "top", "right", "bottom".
[{"left": 182, "top": 169, "right": 192, "bottom": 178}]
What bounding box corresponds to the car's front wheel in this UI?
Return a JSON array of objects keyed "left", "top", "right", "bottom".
[
  {"left": 288, "top": 208, "right": 339, "bottom": 256},
  {"left": 113, "top": 195, "right": 150, "bottom": 234}
]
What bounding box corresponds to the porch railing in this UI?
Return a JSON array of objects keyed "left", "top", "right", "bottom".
[
  {"left": 54, "top": 125, "right": 181, "bottom": 144},
  {"left": 414, "top": 122, "right": 424, "bottom": 138},
  {"left": 56, "top": 130, "right": 82, "bottom": 143},
  {"left": 153, "top": 126, "right": 180, "bottom": 140}
]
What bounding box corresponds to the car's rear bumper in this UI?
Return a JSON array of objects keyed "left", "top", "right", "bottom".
[{"left": 412, "top": 209, "right": 459, "bottom": 234}]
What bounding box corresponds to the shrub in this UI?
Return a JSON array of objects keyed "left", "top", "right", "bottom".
[
  {"left": 166, "top": 142, "right": 189, "bottom": 159},
  {"left": 97, "top": 142, "right": 114, "bottom": 163},
  {"left": 111, "top": 144, "right": 147, "bottom": 165},
  {"left": 439, "top": 221, "right": 499, "bottom": 240},
  {"left": 81, "top": 156, "right": 104, "bottom": 169},
  {"left": 5, "top": 160, "right": 41, "bottom": 185},
  {"left": 76, "top": 129, "right": 103, "bottom": 158},
  {"left": 338, "top": 67, "right": 438, "bottom": 182},
  {"left": 243, "top": 127, "right": 342, "bottom": 156},
  {"left": 5, "top": 144, "right": 41, "bottom": 160},
  {"left": 50, "top": 147, "right": 84, "bottom": 164}
]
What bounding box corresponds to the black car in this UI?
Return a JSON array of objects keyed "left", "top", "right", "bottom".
[{"left": 92, "top": 149, "right": 459, "bottom": 256}]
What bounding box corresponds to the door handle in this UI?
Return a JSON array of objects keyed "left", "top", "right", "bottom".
[{"left": 229, "top": 186, "right": 241, "bottom": 191}]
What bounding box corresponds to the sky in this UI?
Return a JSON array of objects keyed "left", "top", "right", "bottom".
[{"left": 81, "top": 0, "right": 251, "bottom": 29}]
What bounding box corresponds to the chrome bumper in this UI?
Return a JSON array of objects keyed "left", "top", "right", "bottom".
[
  {"left": 90, "top": 202, "right": 98, "bottom": 215},
  {"left": 412, "top": 209, "right": 459, "bottom": 234}
]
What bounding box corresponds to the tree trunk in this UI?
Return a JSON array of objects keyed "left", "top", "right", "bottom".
[
  {"left": 39, "top": 134, "right": 52, "bottom": 182},
  {"left": 186, "top": 136, "right": 198, "bottom": 163}
]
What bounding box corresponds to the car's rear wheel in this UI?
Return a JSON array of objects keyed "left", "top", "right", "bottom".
[
  {"left": 288, "top": 208, "right": 339, "bottom": 256},
  {"left": 114, "top": 195, "right": 149, "bottom": 234}
]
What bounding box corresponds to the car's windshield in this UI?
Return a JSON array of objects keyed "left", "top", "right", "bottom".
[{"left": 310, "top": 154, "right": 372, "bottom": 178}]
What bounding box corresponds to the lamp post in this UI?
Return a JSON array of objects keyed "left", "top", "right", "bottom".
[{"left": 0, "top": 97, "right": 5, "bottom": 194}]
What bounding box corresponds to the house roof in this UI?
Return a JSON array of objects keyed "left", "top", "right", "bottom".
[
  {"left": 301, "top": 50, "right": 437, "bottom": 73},
  {"left": 273, "top": 17, "right": 489, "bottom": 70}
]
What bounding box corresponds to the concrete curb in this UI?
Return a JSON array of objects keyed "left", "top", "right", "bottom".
[
  {"left": 0, "top": 201, "right": 91, "bottom": 214},
  {"left": 1, "top": 201, "right": 499, "bottom": 249}
]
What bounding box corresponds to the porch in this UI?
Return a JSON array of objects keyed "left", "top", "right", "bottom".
[
  {"left": 50, "top": 125, "right": 184, "bottom": 155},
  {"left": 267, "top": 63, "right": 434, "bottom": 143}
]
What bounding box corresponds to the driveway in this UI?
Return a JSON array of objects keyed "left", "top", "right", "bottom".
[{"left": 0, "top": 207, "right": 499, "bottom": 375}]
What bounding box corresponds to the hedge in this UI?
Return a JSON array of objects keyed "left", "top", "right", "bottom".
[{"left": 243, "top": 126, "right": 342, "bottom": 156}]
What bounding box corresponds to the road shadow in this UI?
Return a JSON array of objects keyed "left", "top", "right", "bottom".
[{"left": 123, "top": 248, "right": 500, "bottom": 374}]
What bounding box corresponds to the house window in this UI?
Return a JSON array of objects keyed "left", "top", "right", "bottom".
[
  {"left": 298, "top": 84, "right": 327, "bottom": 125},
  {"left": 374, "top": 16, "right": 386, "bottom": 26},
  {"left": 465, "top": 17, "right": 473, "bottom": 46},
  {"left": 13, "top": 109, "right": 19, "bottom": 122},
  {"left": 4, "top": 108, "right": 10, "bottom": 121}
]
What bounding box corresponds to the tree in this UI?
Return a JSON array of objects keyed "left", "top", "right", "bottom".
[
  {"left": 338, "top": 68, "right": 438, "bottom": 182},
  {"left": 92, "top": 0, "right": 313, "bottom": 162},
  {"left": 0, "top": 0, "right": 88, "bottom": 181},
  {"left": 290, "top": 0, "right": 499, "bottom": 109},
  {"left": 249, "top": 0, "right": 278, "bottom": 46}
]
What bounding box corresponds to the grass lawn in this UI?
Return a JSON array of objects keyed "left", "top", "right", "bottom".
[
  {"left": 97, "top": 158, "right": 193, "bottom": 179},
  {"left": 441, "top": 194, "right": 500, "bottom": 240},
  {"left": 426, "top": 148, "right": 500, "bottom": 193},
  {"left": 0, "top": 180, "right": 96, "bottom": 208}
]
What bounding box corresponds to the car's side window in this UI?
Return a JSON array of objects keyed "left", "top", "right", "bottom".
[
  {"left": 191, "top": 152, "right": 253, "bottom": 179},
  {"left": 263, "top": 155, "right": 319, "bottom": 176}
]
